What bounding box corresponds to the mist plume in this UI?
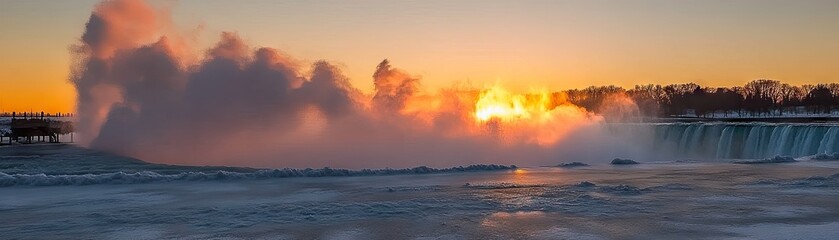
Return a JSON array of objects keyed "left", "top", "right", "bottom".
[{"left": 71, "top": 0, "right": 636, "bottom": 168}]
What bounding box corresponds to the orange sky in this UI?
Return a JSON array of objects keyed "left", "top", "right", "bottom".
[{"left": 1, "top": 0, "right": 838, "bottom": 113}]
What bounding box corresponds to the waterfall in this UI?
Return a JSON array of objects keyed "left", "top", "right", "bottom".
[{"left": 618, "top": 122, "right": 839, "bottom": 159}]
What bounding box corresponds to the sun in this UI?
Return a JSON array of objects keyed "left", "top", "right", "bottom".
[{"left": 474, "top": 85, "right": 552, "bottom": 122}]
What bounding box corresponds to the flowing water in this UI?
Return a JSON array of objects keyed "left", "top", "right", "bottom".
[{"left": 613, "top": 122, "right": 839, "bottom": 160}]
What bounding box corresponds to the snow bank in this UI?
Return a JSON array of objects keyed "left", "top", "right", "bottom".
[{"left": 0, "top": 164, "right": 516, "bottom": 187}]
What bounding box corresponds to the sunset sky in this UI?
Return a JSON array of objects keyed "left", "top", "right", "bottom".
[{"left": 1, "top": 0, "right": 838, "bottom": 113}]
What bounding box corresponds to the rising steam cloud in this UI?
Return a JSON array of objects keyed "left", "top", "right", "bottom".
[{"left": 71, "top": 0, "right": 639, "bottom": 168}]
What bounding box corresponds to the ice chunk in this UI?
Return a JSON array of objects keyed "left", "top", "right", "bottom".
[
  {"left": 555, "top": 162, "right": 590, "bottom": 168},
  {"left": 575, "top": 181, "right": 596, "bottom": 187},
  {"left": 610, "top": 158, "right": 638, "bottom": 165},
  {"left": 811, "top": 153, "right": 839, "bottom": 161},
  {"left": 733, "top": 156, "right": 796, "bottom": 164},
  {"left": 598, "top": 184, "right": 644, "bottom": 195}
]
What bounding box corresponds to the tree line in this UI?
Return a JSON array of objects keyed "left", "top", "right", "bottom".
[{"left": 564, "top": 80, "right": 839, "bottom": 117}]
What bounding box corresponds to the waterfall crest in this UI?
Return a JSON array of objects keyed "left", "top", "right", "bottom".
[{"left": 616, "top": 123, "right": 839, "bottom": 159}]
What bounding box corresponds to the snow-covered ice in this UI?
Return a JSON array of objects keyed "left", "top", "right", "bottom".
[{"left": 2, "top": 144, "right": 839, "bottom": 239}]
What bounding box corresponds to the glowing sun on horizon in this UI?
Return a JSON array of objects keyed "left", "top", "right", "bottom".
[{"left": 474, "top": 86, "right": 553, "bottom": 122}]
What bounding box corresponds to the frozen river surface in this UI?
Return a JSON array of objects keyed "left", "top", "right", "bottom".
[{"left": 2, "top": 145, "right": 839, "bottom": 239}]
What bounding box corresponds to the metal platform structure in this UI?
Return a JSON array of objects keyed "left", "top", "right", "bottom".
[{"left": 1, "top": 112, "right": 74, "bottom": 144}]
